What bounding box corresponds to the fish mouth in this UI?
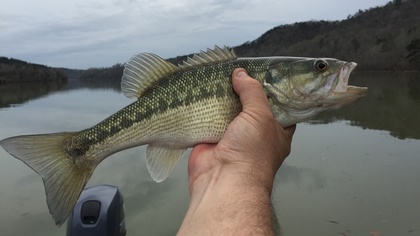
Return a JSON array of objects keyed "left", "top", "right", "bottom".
[
  {"left": 334, "top": 62, "right": 368, "bottom": 95},
  {"left": 320, "top": 62, "right": 368, "bottom": 108},
  {"left": 334, "top": 62, "right": 357, "bottom": 93}
]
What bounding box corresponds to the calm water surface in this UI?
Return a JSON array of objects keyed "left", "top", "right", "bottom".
[{"left": 0, "top": 72, "right": 419, "bottom": 236}]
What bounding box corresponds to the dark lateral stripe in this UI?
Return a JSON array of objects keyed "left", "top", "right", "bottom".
[{"left": 65, "top": 59, "right": 274, "bottom": 158}]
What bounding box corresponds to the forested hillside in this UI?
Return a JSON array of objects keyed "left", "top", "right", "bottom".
[
  {"left": 233, "top": 0, "right": 420, "bottom": 70},
  {"left": 1, "top": 0, "right": 419, "bottom": 84},
  {"left": 0, "top": 57, "right": 67, "bottom": 83}
]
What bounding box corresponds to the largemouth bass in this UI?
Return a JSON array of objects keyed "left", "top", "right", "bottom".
[{"left": 0, "top": 46, "right": 367, "bottom": 226}]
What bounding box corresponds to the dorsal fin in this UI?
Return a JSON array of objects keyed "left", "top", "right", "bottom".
[
  {"left": 179, "top": 45, "right": 237, "bottom": 68},
  {"left": 121, "top": 53, "right": 178, "bottom": 98}
]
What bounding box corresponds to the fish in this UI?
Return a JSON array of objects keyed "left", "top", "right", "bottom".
[{"left": 0, "top": 46, "right": 367, "bottom": 226}]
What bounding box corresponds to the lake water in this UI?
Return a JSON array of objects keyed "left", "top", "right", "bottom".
[{"left": 0, "top": 72, "right": 419, "bottom": 236}]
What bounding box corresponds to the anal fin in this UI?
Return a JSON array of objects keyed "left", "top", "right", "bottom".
[{"left": 145, "top": 145, "right": 187, "bottom": 183}]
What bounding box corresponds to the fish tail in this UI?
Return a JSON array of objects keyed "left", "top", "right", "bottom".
[{"left": 0, "top": 132, "right": 94, "bottom": 226}]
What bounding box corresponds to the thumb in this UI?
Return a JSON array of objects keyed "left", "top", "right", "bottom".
[{"left": 232, "top": 68, "right": 269, "bottom": 111}]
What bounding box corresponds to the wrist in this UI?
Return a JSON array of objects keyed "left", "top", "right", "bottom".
[
  {"left": 179, "top": 164, "right": 275, "bottom": 235},
  {"left": 220, "top": 163, "right": 275, "bottom": 194},
  {"left": 190, "top": 163, "right": 275, "bottom": 198}
]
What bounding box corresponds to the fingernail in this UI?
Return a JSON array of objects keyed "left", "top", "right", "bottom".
[{"left": 236, "top": 70, "right": 247, "bottom": 78}]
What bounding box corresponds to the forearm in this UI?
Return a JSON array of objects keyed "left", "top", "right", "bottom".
[
  {"left": 178, "top": 69, "right": 294, "bottom": 235},
  {"left": 178, "top": 166, "right": 276, "bottom": 236}
]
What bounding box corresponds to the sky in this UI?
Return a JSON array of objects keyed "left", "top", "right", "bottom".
[{"left": 1, "top": 0, "right": 391, "bottom": 69}]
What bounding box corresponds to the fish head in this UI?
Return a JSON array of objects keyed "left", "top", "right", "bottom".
[{"left": 264, "top": 57, "right": 368, "bottom": 126}]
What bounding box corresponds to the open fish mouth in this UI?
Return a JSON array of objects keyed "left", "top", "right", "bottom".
[
  {"left": 320, "top": 62, "right": 368, "bottom": 107},
  {"left": 329, "top": 62, "right": 367, "bottom": 95},
  {"left": 334, "top": 62, "right": 356, "bottom": 92}
]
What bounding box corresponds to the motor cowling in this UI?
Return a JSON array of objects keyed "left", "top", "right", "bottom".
[{"left": 66, "top": 185, "right": 126, "bottom": 236}]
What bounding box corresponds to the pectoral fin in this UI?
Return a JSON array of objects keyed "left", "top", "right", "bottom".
[{"left": 145, "top": 145, "right": 187, "bottom": 182}]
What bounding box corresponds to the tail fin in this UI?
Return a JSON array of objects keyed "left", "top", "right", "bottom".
[{"left": 0, "top": 133, "right": 94, "bottom": 226}]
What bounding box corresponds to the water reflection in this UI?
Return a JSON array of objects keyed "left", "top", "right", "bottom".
[
  {"left": 0, "top": 81, "right": 67, "bottom": 108},
  {"left": 311, "top": 72, "right": 420, "bottom": 139},
  {"left": 0, "top": 79, "right": 121, "bottom": 108},
  {"left": 66, "top": 78, "right": 121, "bottom": 92},
  {"left": 1, "top": 72, "right": 419, "bottom": 139},
  {"left": 276, "top": 165, "right": 327, "bottom": 191},
  {"left": 275, "top": 122, "right": 420, "bottom": 236},
  {"left": 0, "top": 72, "right": 420, "bottom": 236}
]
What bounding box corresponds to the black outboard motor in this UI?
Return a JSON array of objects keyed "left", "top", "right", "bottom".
[{"left": 66, "top": 185, "right": 126, "bottom": 236}]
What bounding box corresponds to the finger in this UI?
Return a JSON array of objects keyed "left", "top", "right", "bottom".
[
  {"left": 284, "top": 124, "right": 296, "bottom": 139},
  {"left": 232, "top": 68, "right": 269, "bottom": 112},
  {"left": 188, "top": 143, "right": 215, "bottom": 187},
  {"left": 190, "top": 143, "right": 214, "bottom": 160}
]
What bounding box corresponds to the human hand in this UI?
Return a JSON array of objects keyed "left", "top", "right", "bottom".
[
  {"left": 178, "top": 68, "right": 296, "bottom": 235},
  {"left": 188, "top": 68, "right": 296, "bottom": 194}
]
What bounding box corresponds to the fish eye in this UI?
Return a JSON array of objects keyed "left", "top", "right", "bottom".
[{"left": 315, "top": 60, "right": 328, "bottom": 72}]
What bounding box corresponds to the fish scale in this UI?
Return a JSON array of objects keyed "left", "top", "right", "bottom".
[
  {"left": 0, "top": 46, "right": 367, "bottom": 226},
  {"left": 69, "top": 58, "right": 269, "bottom": 160}
]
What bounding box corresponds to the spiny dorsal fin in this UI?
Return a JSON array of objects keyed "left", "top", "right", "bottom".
[
  {"left": 121, "top": 53, "right": 178, "bottom": 99},
  {"left": 179, "top": 45, "right": 237, "bottom": 68}
]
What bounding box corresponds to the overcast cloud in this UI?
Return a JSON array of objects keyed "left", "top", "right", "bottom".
[{"left": 1, "top": 0, "right": 390, "bottom": 69}]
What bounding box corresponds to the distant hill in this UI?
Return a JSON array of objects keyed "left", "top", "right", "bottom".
[
  {"left": 43, "top": 0, "right": 420, "bottom": 82},
  {"left": 233, "top": 0, "right": 420, "bottom": 71},
  {"left": 73, "top": 64, "right": 123, "bottom": 81},
  {"left": 0, "top": 57, "right": 67, "bottom": 84},
  {"left": 2, "top": 0, "right": 419, "bottom": 84},
  {"left": 174, "top": 0, "right": 420, "bottom": 71}
]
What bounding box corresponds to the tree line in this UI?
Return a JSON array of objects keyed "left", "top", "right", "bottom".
[
  {"left": 0, "top": 57, "right": 67, "bottom": 84},
  {"left": 1, "top": 0, "right": 419, "bottom": 84},
  {"left": 233, "top": 0, "right": 420, "bottom": 71}
]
